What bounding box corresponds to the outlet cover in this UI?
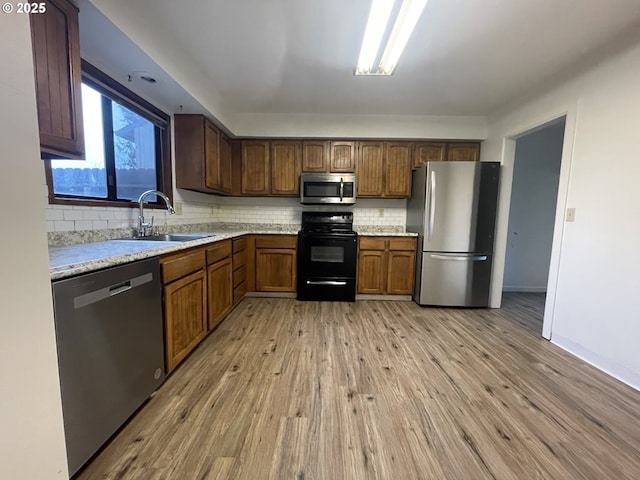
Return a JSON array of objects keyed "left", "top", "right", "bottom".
[
  {"left": 566, "top": 207, "right": 576, "bottom": 222},
  {"left": 174, "top": 201, "right": 183, "bottom": 215}
]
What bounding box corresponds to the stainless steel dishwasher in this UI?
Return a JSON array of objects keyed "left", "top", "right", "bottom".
[{"left": 52, "top": 257, "right": 165, "bottom": 476}]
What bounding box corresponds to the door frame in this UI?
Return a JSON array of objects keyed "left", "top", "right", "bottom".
[{"left": 491, "top": 106, "right": 578, "bottom": 340}]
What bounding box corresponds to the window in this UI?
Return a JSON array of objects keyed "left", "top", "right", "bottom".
[{"left": 45, "top": 61, "right": 171, "bottom": 207}]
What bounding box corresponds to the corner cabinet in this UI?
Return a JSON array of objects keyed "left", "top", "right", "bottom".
[
  {"left": 357, "top": 236, "right": 417, "bottom": 295},
  {"left": 175, "top": 114, "right": 232, "bottom": 194},
  {"left": 30, "top": 0, "right": 85, "bottom": 159}
]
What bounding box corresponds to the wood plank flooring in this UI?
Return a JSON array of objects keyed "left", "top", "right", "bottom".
[{"left": 76, "top": 296, "right": 640, "bottom": 479}]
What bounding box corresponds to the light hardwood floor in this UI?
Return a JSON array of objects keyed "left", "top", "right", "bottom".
[{"left": 77, "top": 296, "right": 640, "bottom": 479}]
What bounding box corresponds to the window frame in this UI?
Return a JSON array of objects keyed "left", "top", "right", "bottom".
[{"left": 44, "top": 60, "right": 172, "bottom": 209}]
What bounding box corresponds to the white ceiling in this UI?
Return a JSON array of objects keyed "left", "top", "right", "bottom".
[{"left": 83, "top": 0, "right": 640, "bottom": 119}]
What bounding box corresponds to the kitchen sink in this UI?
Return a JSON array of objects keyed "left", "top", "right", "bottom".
[{"left": 119, "top": 233, "right": 216, "bottom": 242}]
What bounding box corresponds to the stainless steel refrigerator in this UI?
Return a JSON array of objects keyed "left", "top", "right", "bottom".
[{"left": 407, "top": 161, "right": 500, "bottom": 307}]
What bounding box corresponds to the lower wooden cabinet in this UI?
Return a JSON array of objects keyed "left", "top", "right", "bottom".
[
  {"left": 255, "top": 235, "right": 297, "bottom": 292},
  {"left": 207, "top": 257, "right": 233, "bottom": 330},
  {"left": 357, "top": 236, "right": 417, "bottom": 295},
  {"left": 232, "top": 236, "right": 249, "bottom": 304},
  {"left": 163, "top": 269, "right": 207, "bottom": 372},
  {"left": 357, "top": 249, "right": 387, "bottom": 294}
]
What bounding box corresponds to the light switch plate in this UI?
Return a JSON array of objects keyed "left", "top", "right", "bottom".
[
  {"left": 566, "top": 207, "right": 576, "bottom": 222},
  {"left": 174, "top": 201, "right": 183, "bottom": 215}
]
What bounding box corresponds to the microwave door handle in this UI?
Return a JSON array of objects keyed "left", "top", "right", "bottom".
[{"left": 339, "top": 178, "right": 344, "bottom": 202}]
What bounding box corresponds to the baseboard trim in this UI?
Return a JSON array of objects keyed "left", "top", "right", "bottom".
[
  {"left": 502, "top": 286, "right": 547, "bottom": 293},
  {"left": 356, "top": 294, "right": 412, "bottom": 301},
  {"left": 245, "top": 292, "right": 297, "bottom": 299},
  {"left": 552, "top": 335, "right": 640, "bottom": 392}
]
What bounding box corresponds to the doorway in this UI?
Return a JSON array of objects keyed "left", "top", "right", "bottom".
[{"left": 502, "top": 118, "right": 565, "bottom": 334}]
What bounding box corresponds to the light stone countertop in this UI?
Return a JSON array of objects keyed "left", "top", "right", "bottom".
[{"left": 49, "top": 227, "right": 417, "bottom": 280}]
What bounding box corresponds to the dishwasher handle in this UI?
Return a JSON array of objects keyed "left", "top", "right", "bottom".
[{"left": 74, "top": 272, "right": 154, "bottom": 309}]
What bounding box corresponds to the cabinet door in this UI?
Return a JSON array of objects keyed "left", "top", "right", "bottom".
[
  {"left": 302, "top": 141, "right": 329, "bottom": 172},
  {"left": 255, "top": 249, "right": 296, "bottom": 292},
  {"left": 387, "top": 250, "right": 416, "bottom": 295},
  {"left": 207, "top": 258, "right": 233, "bottom": 331},
  {"left": 204, "top": 120, "right": 221, "bottom": 190},
  {"left": 384, "top": 142, "right": 412, "bottom": 197},
  {"left": 413, "top": 142, "right": 445, "bottom": 168},
  {"left": 220, "top": 134, "right": 233, "bottom": 194},
  {"left": 330, "top": 141, "right": 356, "bottom": 173},
  {"left": 447, "top": 143, "right": 480, "bottom": 161},
  {"left": 356, "top": 142, "right": 384, "bottom": 197},
  {"left": 271, "top": 141, "right": 301, "bottom": 196},
  {"left": 242, "top": 141, "right": 271, "bottom": 195},
  {"left": 164, "top": 270, "right": 207, "bottom": 372},
  {"left": 357, "top": 250, "right": 386, "bottom": 294},
  {"left": 30, "top": 0, "right": 84, "bottom": 159}
]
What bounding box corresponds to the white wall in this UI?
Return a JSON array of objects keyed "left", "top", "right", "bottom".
[
  {"left": 482, "top": 37, "right": 640, "bottom": 389},
  {"left": 0, "top": 15, "right": 68, "bottom": 479},
  {"left": 503, "top": 123, "right": 564, "bottom": 291}
]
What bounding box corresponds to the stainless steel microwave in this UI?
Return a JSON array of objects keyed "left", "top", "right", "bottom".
[{"left": 300, "top": 173, "right": 356, "bottom": 205}]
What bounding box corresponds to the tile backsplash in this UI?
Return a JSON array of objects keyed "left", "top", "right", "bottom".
[{"left": 45, "top": 192, "right": 407, "bottom": 246}]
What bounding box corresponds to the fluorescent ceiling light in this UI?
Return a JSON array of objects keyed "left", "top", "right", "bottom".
[{"left": 355, "top": 0, "right": 428, "bottom": 76}]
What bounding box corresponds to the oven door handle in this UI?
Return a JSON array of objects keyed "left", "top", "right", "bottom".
[{"left": 306, "top": 280, "right": 348, "bottom": 286}]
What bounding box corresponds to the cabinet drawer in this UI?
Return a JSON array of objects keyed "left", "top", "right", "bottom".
[
  {"left": 233, "top": 264, "right": 247, "bottom": 288},
  {"left": 161, "top": 248, "right": 206, "bottom": 284},
  {"left": 255, "top": 235, "right": 297, "bottom": 249},
  {"left": 233, "top": 237, "right": 247, "bottom": 253},
  {"left": 206, "top": 240, "right": 232, "bottom": 265},
  {"left": 234, "top": 281, "right": 247, "bottom": 304},
  {"left": 233, "top": 249, "right": 247, "bottom": 269},
  {"left": 359, "top": 237, "right": 386, "bottom": 250},
  {"left": 389, "top": 237, "right": 417, "bottom": 251}
]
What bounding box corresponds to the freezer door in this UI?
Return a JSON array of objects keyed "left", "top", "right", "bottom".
[
  {"left": 415, "top": 252, "right": 493, "bottom": 307},
  {"left": 423, "top": 162, "right": 499, "bottom": 253}
]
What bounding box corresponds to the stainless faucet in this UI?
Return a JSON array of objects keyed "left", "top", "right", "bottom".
[{"left": 137, "top": 190, "right": 175, "bottom": 237}]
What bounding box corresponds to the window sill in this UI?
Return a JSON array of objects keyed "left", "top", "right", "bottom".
[{"left": 49, "top": 196, "right": 171, "bottom": 210}]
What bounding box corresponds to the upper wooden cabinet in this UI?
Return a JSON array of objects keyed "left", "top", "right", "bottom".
[
  {"left": 271, "top": 141, "right": 301, "bottom": 196},
  {"left": 204, "top": 121, "right": 221, "bottom": 190},
  {"left": 447, "top": 143, "right": 481, "bottom": 161},
  {"left": 30, "top": 0, "right": 85, "bottom": 159},
  {"left": 413, "top": 142, "right": 446, "bottom": 168},
  {"left": 302, "top": 141, "right": 330, "bottom": 172},
  {"left": 220, "top": 134, "right": 233, "bottom": 194},
  {"left": 241, "top": 141, "right": 271, "bottom": 195},
  {"left": 175, "top": 115, "right": 227, "bottom": 194},
  {"left": 384, "top": 142, "right": 412, "bottom": 197},
  {"left": 330, "top": 141, "right": 356, "bottom": 173},
  {"left": 356, "top": 142, "right": 385, "bottom": 197},
  {"left": 357, "top": 141, "right": 412, "bottom": 198}
]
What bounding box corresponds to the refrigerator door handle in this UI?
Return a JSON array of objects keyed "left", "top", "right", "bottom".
[
  {"left": 428, "top": 170, "right": 436, "bottom": 240},
  {"left": 429, "top": 253, "right": 488, "bottom": 262}
]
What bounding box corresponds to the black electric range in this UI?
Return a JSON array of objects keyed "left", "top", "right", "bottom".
[{"left": 297, "top": 212, "right": 357, "bottom": 302}]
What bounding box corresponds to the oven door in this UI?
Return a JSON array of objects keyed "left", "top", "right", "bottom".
[{"left": 297, "top": 233, "right": 357, "bottom": 278}]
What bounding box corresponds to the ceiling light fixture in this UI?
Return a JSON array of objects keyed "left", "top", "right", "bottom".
[{"left": 355, "top": 0, "right": 428, "bottom": 76}]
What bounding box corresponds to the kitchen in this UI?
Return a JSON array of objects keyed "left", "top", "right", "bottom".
[{"left": 3, "top": 1, "right": 640, "bottom": 479}]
